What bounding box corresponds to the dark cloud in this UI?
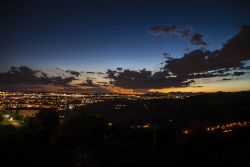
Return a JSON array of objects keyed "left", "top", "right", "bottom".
[
  {"left": 106, "top": 68, "right": 193, "bottom": 89},
  {"left": 184, "top": 68, "right": 247, "bottom": 79},
  {"left": 0, "top": 66, "right": 76, "bottom": 85},
  {"left": 165, "top": 25, "right": 250, "bottom": 75},
  {"left": 222, "top": 78, "right": 232, "bottom": 81},
  {"left": 56, "top": 67, "right": 61, "bottom": 71},
  {"left": 50, "top": 76, "right": 76, "bottom": 85},
  {"left": 150, "top": 25, "right": 177, "bottom": 37},
  {"left": 149, "top": 25, "right": 192, "bottom": 38},
  {"left": 187, "top": 71, "right": 231, "bottom": 79},
  {"left": 84, "top": 79, "right": 95, "bottom": 86},
  {"left": 177, "top": 26, "right": 193, "bottom": 37},
  {"left": 106, "top": 66, "right": 245, "bottom": 89},
  {"left": 116, "top": 67, "right": 123, "bottom": 71},
  {"left": 65, "top": 70, "right": 80, "bottom": 77},
  {"left": 190, "top": 33, "right": 208, "bottom": 46},
  {"left": 106, "top": 67, "right": 247, "bottom": 90},
  {"left": 164, "top": 49, "right": 220, "bottom": 75},
  {"left": 85, "top": 71, "right": 105, "bottom": 75},
  {"left": 107, "top": 25, "right": 250, "bottom": 89},
  {"left": 79, "top": 79, "right": 97, "bottom": 87},
  {"left": 55, "top": 68, "right": 81, "bottom": 77},
  {"left": 150, "top": 25, "right": 208, "bottom": 45},
  {"left": 86, "top": 71, "right": 95, "bottom": 74},
  {"left": 219, "top": 25, "right": 250, "bottom": 66},
  {"left": 233, "top": 71, "right": 245, "bottom": 76}
]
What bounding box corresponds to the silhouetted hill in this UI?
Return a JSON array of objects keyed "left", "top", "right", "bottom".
[
  {"left": 74, "top": 91, "right": 250, "bottom": 129},
  {"left": 187, "top": 91, "right": 250, "bottom": 103}
]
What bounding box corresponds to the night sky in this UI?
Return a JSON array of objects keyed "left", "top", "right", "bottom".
[{"left": 1, "top": 0, "right": 250, "bottom": 93}]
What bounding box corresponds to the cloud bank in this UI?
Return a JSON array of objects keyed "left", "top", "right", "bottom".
[
  {"left": 0, "top": 66, "right": 76, "bottom": 85},
  {"left": 107, "top": 25, "right": 250, "bottom": 89}
]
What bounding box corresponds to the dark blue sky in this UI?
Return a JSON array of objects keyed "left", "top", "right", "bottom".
[{"left": 1, "top": 0, "right": 250, "bottom": 72}]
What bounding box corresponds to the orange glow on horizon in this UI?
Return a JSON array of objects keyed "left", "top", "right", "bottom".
[
  {"left": 149, "top": 77, "right": 250, "bottom": 93},
  {"left": 108, "top": 86, "right": 145, "bottom": 95}
]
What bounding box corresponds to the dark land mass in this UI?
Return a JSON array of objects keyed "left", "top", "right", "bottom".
[{"left": 0, "top": 91, "right": 250, "bottom": 167}]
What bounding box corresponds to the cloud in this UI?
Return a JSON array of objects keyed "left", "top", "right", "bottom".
[
  {"left": 190, "top": 33, "right": 208, "bottom": 46},
  {"left": 0, "top": 66, "right": 76, "bottom": 85},
  {"left": 233, "top": 71, "right": 245, "bottom": 76},
  {"left": 106, "top": 67, "right": 244, "bottom": 89},
  {"left": 65, "top": 70, "right": 80, "bottom": 77},
  {"left": 106, "top": 68, "right": 193, "bottom": 89},
  {"left": 55, "top": 68, "right": 81, "bottom": 77},
  {"left": 150, "top": 25, "right": 208, "bottom": 46},
  {"left": 116, "top": 67, "right": 123, "bottom": 71},
  {"left": 79, "top": 79, "right": 97, "bottom": 87},
  {"left": 107, "top": 25, "right": 250, "bottom": 89},
  {"left": 86, "top": 71, "right": 95, "bottom": 74},
  {"left": 149, "top": 25, "right": 192, "bottom": 38},
  {"left": 177, "top": 26, "right": 193, "bottom": 37},
  {"left": 150, "top": 25, "right": 177, "bottom": 36},
  {"left": 187, "top": 71, "right": 231, "bottom": 79},
  {"left": 220, "top": 25, "right": 250, "bottom": 66},
  {"left": 164, "top": 49, "right": 220, "bottom": 75},
  {"left": 0, "top": 67, "right": 112, "bottom": 93},
  {"left": 164, "top": 25, "right": 250, "bottom": 75},
  {"left": 222, "top": 78, "right": 231, "bottom": 81}
]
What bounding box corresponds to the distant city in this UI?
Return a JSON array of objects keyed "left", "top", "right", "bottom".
[
  {"left": 1, "top": 91, "right": 250, "bottom": 134},
  {"left": 0, "top": 91, "right": 187, "bottom": 111}
]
